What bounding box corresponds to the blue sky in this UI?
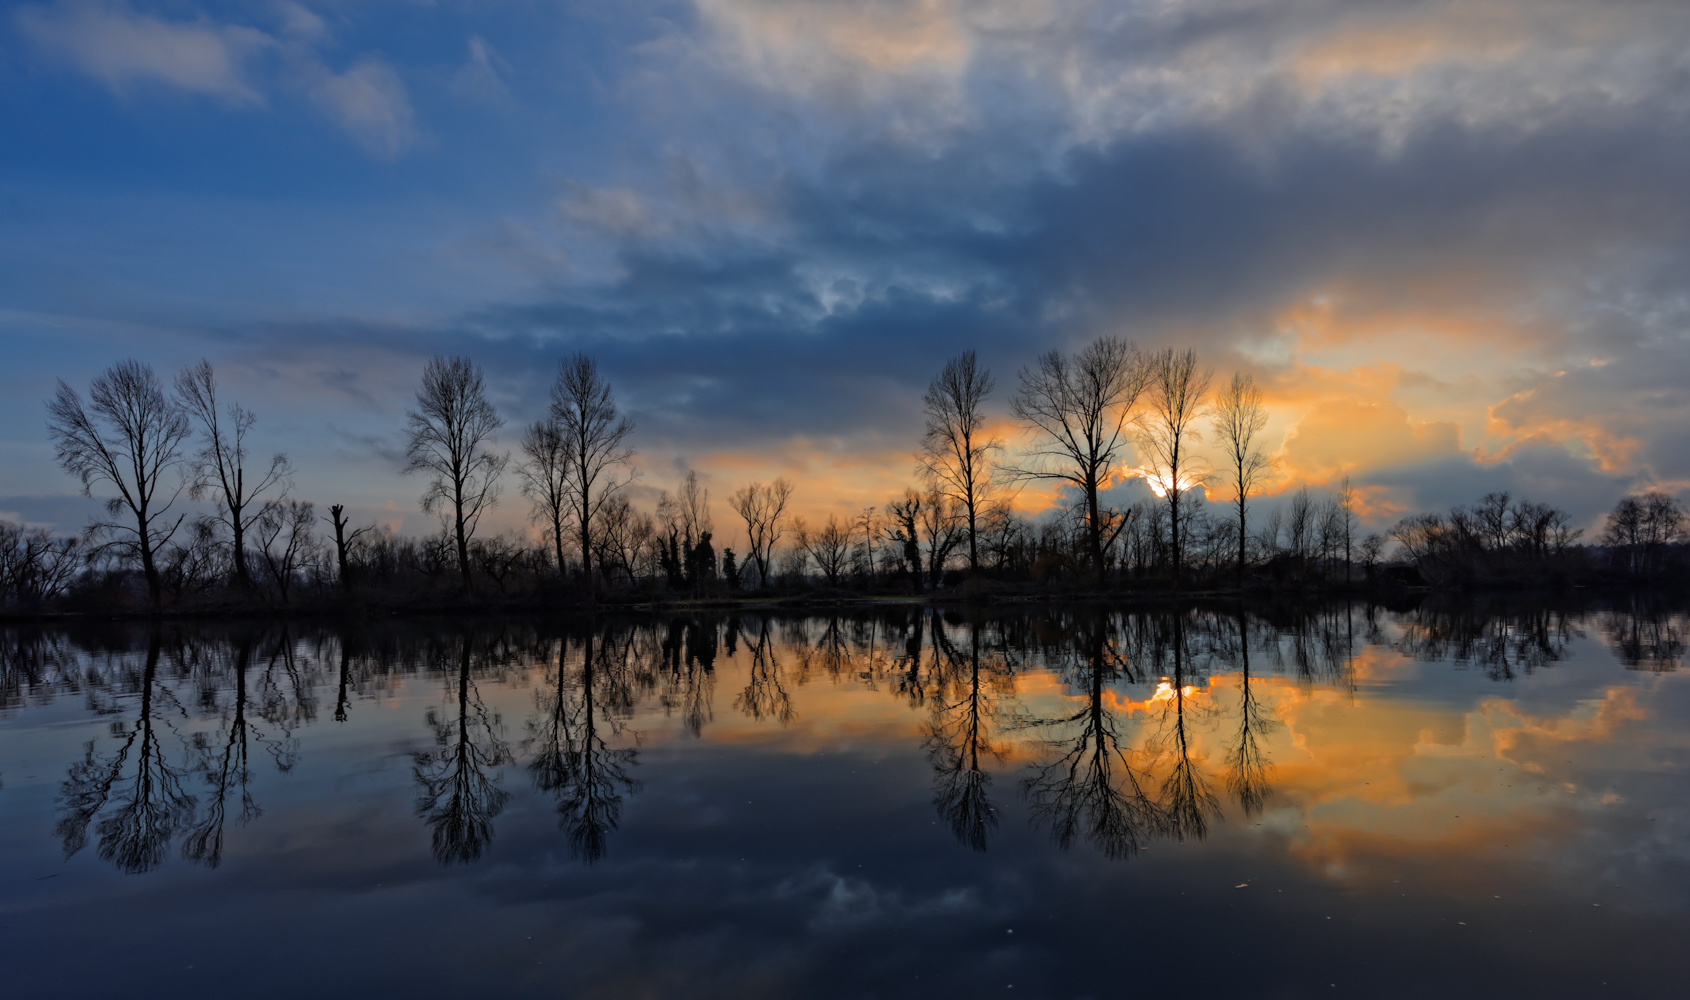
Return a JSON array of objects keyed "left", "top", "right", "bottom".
[{"left": 4, "top": 0, "right": 1689, "bottom": 542}]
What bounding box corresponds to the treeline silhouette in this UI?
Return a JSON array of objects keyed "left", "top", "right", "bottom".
[
  {"left": 8, "top": 597, "right": 1679, "bottom": 872},
  {"left": 7, "top": 345, "right": 1687, "bottom": 614}
]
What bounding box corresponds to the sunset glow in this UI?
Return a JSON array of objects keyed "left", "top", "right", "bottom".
[{"left": 0, "top": 0, "right": 1685, "bottom": 545}]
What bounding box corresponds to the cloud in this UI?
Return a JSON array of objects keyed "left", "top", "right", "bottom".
[
  {"left": 1280, "top": 396, "right": 1462, "bottom": 486},
  {"left": 451, "top": 34, "right": 510, "bottom": 102},
  {"left": 15, "top": 1, "right": 420, "bottom": 159},
  {"left": 304, "top": 55, "right": 418, "bottom": 159},
  {"left": 16, "top": 0, "right": 271, "bottom": 105}
]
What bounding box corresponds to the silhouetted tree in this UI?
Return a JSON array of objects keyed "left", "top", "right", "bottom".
[
  {"left": 403, "top": 356, "right": 508, "bottom": 591},
  {"left": 47, "top": 360, "right": 192, "bottom": 602},
  {"left": 796, "top": 514, "right": 853, "bottom": 587},
  {"left": 1140, "top": 348, "right": 1212, "bottom": 589},
  {"left": 884, "top": 489, "right": 924, "bottom": 590},
  {"left": 518, "top": 418, "right": 572, "bottom": 577},
  {"left": 1212, "top": 372, "right": 1270, "bottom": 588},
  {"left": 175, "top": 360, "right": 292, "bottom": 592},
  {"left": 921, "top": 351, "right": 1001, "bottom": 572},
  {"left": 551, "top": 355, "right": 636, "bottom": 599},
  {"left": 729, "top": 478, "right": 793, "bottom": 589},
  {"left": 253, "top": 500, "right": 317, "bottom": 603},
  {"left": 1603, "top": 491, "right": 1685, "bottom": 578},
  {"left": 917, "top": 486, "right": 965, "bottom": 589},
  {"left": 1008, "top": 337, "right": 1150, "bottom": 579},
  {"left": 323, "top": 503, "right": 373, "bottom": 593}
]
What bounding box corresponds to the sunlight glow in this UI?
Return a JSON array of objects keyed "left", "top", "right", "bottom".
[{"left": 1129, "top": 467, "right": 1200, "bottom": 498}]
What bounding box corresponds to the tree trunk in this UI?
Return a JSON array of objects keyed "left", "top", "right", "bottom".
[{"left": 136, "top": 499, "right": 162, "bottom": 603}]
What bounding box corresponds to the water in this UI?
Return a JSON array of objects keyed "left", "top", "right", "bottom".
[{"left": 2, "top": 601, "right": 1687, "bottom": 997}]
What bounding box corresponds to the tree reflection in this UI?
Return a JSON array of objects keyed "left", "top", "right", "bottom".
[
  {"left": 734, "top": 617, "right": 794, "bottom": 724},
  {"left": 924, "top": 617, "right": 1004, "bottom": 851},
  {"left": 182, "top": 633, "right": 296, "bottom": 868},
  {"left": 659, "top": 618, "right": 716, "bottom": 737},
  {"left": 1151, "top": 613, "right": 1221, "bottom": 842},
  {"left": 1601, "top": 598, "right": 1686, "bottom": 672},
  {"left": 527, "top": 629, "right": 641, "bottom": 863},
  {"left": 1222, "top": 611, "right": 1275, "bottom": 818},
  {"left": 1022, "top": 614, "right": 1160, "bottom": 860},
  {"left": 1396, "top": 598, "right": 1577, "bottom": 680},
  {"left": 56, "top": 632, "right": 195, "bottom": 874},
  {"left": 414, "top": 634, "right": 512, "bottom": 865}
]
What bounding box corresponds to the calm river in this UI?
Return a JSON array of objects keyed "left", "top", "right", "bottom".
[{"left": 2, "top": 600, "right": 1687, "bottom": 997}]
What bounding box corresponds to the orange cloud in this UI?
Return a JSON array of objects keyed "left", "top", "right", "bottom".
[{"left": 1279, "top": 396, "right": 1461, "bottom": 484}]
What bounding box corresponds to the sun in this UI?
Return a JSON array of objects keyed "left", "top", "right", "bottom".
[{"left": 1128, "top": 466, "right": 1201, "bottom": 498}]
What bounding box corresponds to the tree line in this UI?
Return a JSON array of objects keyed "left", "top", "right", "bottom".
[{"left": 6, "top": 342, "right": 1687, "bottom": 611}]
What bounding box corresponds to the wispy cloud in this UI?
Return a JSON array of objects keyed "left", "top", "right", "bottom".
[
  {"left": 16, "top": 0, "right": 270, "bottom": 105},
  {"left": 304, "top": 55, "right": 417, "bottom": 160},
  {"left": 15, "top": 0, "right": 419, "bottom": 158}
]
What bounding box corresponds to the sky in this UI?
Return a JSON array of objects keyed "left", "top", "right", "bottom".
[{"left": 3, "top": 0, "right": 1689, "bottom": 546}]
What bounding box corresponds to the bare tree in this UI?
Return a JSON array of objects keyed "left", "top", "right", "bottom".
[
  {"left": 1211, "top": 372, "right": 1270, "bottom": 589},
  {"left": 921, "top": 350, "right": 1000, "bottom": 573},
  {"left": 795, "top": 514, "right": 853, "bottom": 587},
  {"left": 884, "top": 489, "right": 924, "bottom": 589},
  {"left": 1336, "top": 477, "right": 1357, "bottom": 582},
  {"left": 0, "top": 521, "right": 83, "bottom": 604},
  {"left": 403, "top": 356, "right": 508, "bottom": 591},
  {"left": 518, "top": 420, "right": 572, "bottom": 577},
  {"left": 729, "top": 478, "right": 793, "bottom": 588},
  {"left": 1007, "top": 337, "right": 1150, "bottom": 578},
  {"left": 174, "top": 360, "right": 292, "bottom": 591},
  {"left": 1139, "top": 348, "right": 1212, "bottom": 588},
  {"left": 551, "top": 354, "right": 636, "bottom": 598},
  {"left": 254, "top": 500, "right": 317, "bottom": 603},
  {"left": 854, "top": 505, "right": 881, "bottom": 579},
  {"left": 46, "top": 360, "right": 192, "bottom": 602},
  {"left": 918, "top": 486, "right": 966, "bottom": 588},
  {"left": 323, "top": 503, "right": 373, "bottom": 593}
]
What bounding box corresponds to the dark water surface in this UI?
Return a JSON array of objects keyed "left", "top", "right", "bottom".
[{"left": 3, "top": 601, "right": 1688, "bottom": 998}]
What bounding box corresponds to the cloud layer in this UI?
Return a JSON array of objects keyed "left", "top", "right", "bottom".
[{"left": 4, "top": 0, "right": 1690, "bottom": 537}]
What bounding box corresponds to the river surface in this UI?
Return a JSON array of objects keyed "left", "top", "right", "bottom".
[{"left": 2, "top": 600, "right": 1688, "bottom": 998}]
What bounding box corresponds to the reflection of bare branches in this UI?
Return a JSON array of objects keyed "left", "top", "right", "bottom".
[
  {"left": 1150, "top": 622, "right": 1220, "bottom": 842},
  {"left": 924, "top": 622, "right": 1003, "bottom": 851},
  {"left": 527, "top": 631, "right": 641, "bottom": 864},
  {"left": 1397, "top": 599, "right": 1578, "bottom": 680},
  {"left": 1601, "top": 598, "right": 1686, "bottom": 672},
  {"left": 414, "top": 636, "right": 512, "bottom": 865},
  {"left": 183, "top": 637, "right": 263, "bottom": 868},
  {"left": 1223, "top": 615, "right": 1276, "bottom": 818},
  {"left": 55, "top": 635, "right": 195, "bottom": 874},
  {"left": 658, "top": 619, "right": 717, "bottom": 738},
  {"left": 734, "top": 618, "right": 794, "bottom": 724},
  {"left": 1022, "top": 618, "right": 1159, "bottom": 860}
]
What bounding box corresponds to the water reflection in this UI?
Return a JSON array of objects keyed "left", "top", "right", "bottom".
[
  {"left": 923, "top": 616, "right": 1005, "bottom": 852},
  {"left": 413, "top": 633, "right": 512, "bottom": 865},
  {"left": 1395, "top": 596, "right": 1581, "bottom": 679},
  {"left": 1224, "top": 611, "right": 1276, "bottom": 818},
  {"left": 527, "top": 629, "right": 641, "bottom": 863},
  {"left": 55, "top": 633, "right": 194, "bottom": 874},
  {"left": 1021, "top": 612, "right": 1161, "bottom": 859},
  {"left": 2, "top": 597, "right": 1683, "bottom": 882}
]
